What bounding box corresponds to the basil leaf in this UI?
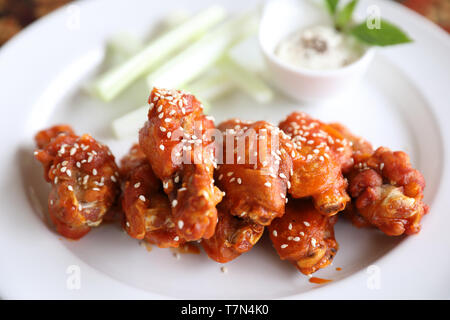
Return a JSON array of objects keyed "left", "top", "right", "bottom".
[
  {"left": 335, "top": 0, "right": 358, "bottom": 30},
  {"left": 350, "top": 19, "right": 412, "bottom": 46},
  {"left": 324, "top": 0, "right": 339, "bottom": 14}
]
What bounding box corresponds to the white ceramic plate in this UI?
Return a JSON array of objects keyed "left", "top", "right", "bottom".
[{"left": 0, "top": 0, "right": 449, "bottom": 299}]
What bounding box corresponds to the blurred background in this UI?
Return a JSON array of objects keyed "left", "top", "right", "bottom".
[{"left": 0, "top": 0, "right": 449, "bottom": 47}]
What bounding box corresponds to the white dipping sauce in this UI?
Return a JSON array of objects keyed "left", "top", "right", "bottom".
[{"left": 275, "top": 25, "right": 364, "bottom": 70}]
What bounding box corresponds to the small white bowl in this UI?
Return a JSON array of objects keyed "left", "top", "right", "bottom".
[{"left": 259, "top": 0, "right": 375, "bottom": 102}]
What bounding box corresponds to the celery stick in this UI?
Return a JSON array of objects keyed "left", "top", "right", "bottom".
[
  {"left": 92, "top": 6, "right": 226, "bottom": 101},
  {"left": 183, "top": 69, "right": 234, "bottom": 103},
  {"left": 217, "top": 54, "right": 274, "bottom": 103},
  {"left": 146, "top": 11, "right": 258, "bottom": 89},
  {"left": 111, "top": 105, "right": 148, "bottom": 139}
]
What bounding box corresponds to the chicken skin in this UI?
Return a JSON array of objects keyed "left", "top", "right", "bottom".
[
  {"left": 139, "top": 88, "right": 223, "bottom": 241},
  {"left": 329, "top": 123, "right": 428, "bottom": 236},
  {"left": 202, "top": 207, "right": 264, "bottom": 263},
  {"left": 216, "top": 119, "right": 294, "bottom": 225},
  {"left": 328, "top": 122, "right": 374, "bottom": 170},
  {"left": 346, "top": 147, "right": 428, "bottom": 236},
  {"left": 120, "top": 144, "right": 185, "bottom": 248},
  {"left": 279, "top": 112, "right": 352, "bottom": 216},
  {"left": 269, "top": 199, "right": 338, "bottom": 275},
  {"left": 34, "top": 125, "right": 120, "bottom": 239}
]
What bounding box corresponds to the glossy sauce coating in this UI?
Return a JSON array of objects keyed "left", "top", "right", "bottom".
[
  {"left": 139, "top": 88, "right": 223, "bottom": 241},
  {"left": 34, "top": 125, "right": 120, "bottom": 239},
  {"left": 216, "top": 119, "right": 294, "bottom": 225},
  {"left": 269, "top": 199, "right": 338, "bottom": 275},
  {"left": 346, "top": 147, "right": 428, "bottom": 236},
  {"left": 202, "top": 207, "right": 264, "bottom": 263},
  {"left": 120, "top": 144, "right": 185, "bottom": 248},
  {"left": 279, "top": 112, "right": 351, "bottom": 215}
]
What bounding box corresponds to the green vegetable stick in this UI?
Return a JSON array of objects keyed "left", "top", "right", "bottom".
[
  {"left": 93, "top": 6, "right": 226, "bottom": 101},
  {"left": 146, "top": 11, "right": 258, "bottom": 89},
  {"left": 218, "top": 54, "right": 274, "bottom": 104}
]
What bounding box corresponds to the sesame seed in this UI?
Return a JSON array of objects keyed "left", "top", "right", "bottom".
[
  {"left": 92, "top": 168, "right": 97, "bottom": 176},
  {"left": 178, "top": 220, "right": 184, "bottom": 229},
  {"left": 288, "top": 223, "right": 292, "bottom": 230},
  {"left": 174, "top": 176, "right": 180, "bottom": 183},
  {"left": 304, "top": 221, "right": 310, "bottom": 227},
  {"left": 279, "top": 173, "right": 287, "bottom": 179},
  {"left": 134, "top": 182, "right": 140, "bottom": 188},
  {"left": 172, "top": 200, "right": 178, "bottom": 208},
  {"left": 174, "top": 236, "right": 179, "bottom": 241},
  {"left": 66, "top": 169, "right": 71, "bottom": 177},
  {"left": 273, "top": 230, "right": 278, "bottom": 237},
  {"left": 237, "top": 178, "right": 242, "bottom": 184},
  {"left": 111, "top": 176, "right": 117, "bottom": 183},
  {"left": 67, "top": 185, "right": 73, "bottom": 191},
  {"left": 159, "top": 145, "right": 165, "bottom": 150},
  {"left": 311, "top": 238, "right": 317, "bottom": 247},
  {"left": 264, "top": 182, "right": 271, "bottom": 187},
  {"left": 76, "top": 162, "right": 81, "bottom": 168},
  {"left": 160, "top": 126, "right": 166, "bottom": 132},
  {"left": 70, "top": 148, "right": 76, "bottom": 156},
  {"left": 139, "top": 195, "right": 146, "bottom": 202},
  {"left": 60, "top": 167, "right": 67, "bottom": 173},
  {"left": 380, "top": 163, "right": 384, "bottom": 170},
  {"left": 293, "top": 237, "right": 300, "bottom": 242},
  {"left": 280, "top": 244, "right": 288, "bottom": 249}
]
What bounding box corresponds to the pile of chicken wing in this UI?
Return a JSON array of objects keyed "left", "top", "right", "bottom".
[{"left": 34, "top": 88, "right": 428, "bottom": 276}]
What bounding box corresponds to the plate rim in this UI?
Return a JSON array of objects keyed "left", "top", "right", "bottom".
[{"left": 0, "top": 0, "right": 449, "bottom": 299}]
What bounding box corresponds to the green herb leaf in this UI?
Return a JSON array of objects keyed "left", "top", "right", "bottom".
[
  {"left": 324, "top": 0, "right": 339, "bottom": 14},
  {"left": 335, "top": 0, "right": 358, "bottom": 30},
  {"left": 350, "top": 19, "right": 412, "bottom": 46}
]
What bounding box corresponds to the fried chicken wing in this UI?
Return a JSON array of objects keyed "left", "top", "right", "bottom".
[
  {"left": 346, "top": 147, "right": 428, "bottom": 236},
  {"left": 120, "top": 144, "right": 185, "bottom": 248},
  {"left": 215, "top": 119, "right": 293, "bottom": 225},
  {"left": 34, "top": 125, "right": 120, "bottom": 239},
  {"left": 269, "top": 199, "right": 338, "bottom": 275},
  {"left": 329, "top": 123, "right": 428, "bottom": 235},
  {"left": 139, "top": 88, "right": 223, "bottom": 241},
  {"left": 328, "top": 122, "right": 373, "bottom": 171},
  {"left": 201, "top": 207, "right": 264, "bottom": 263},
  {"left": 279, "top": 112, "right": 351, "bottom": 215}
]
